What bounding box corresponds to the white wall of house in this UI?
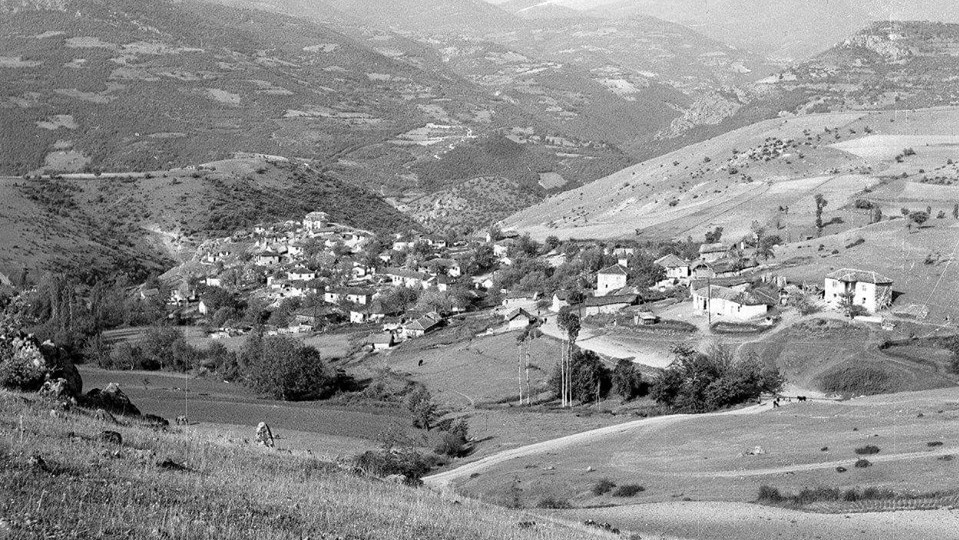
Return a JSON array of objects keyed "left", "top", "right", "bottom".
[{"left": 597, "top": 273, "right": 626, "bottom": 296}]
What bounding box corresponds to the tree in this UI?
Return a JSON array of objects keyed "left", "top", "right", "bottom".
[
  {"left": 953, "top": 203, "right": 958, "bottom": 220},
  {"left": 407, "top": 386, "right": 438, "bottom": 430},
  {"left": 612, "top": 359, "right": 646, "bottom": 401},
  {"left": 556, "top": 309, "right": 581, "bottom": 407},
  {"left": 814, "top": 194, "right": 828, "bottom": 237},
  {"left": 414, "top": 290, "right": 453, "bottom": 315},
  {"left": 249, "top": 336, "right": 335, "bottom": 401},
  {"left": 543, "top": 235, "right": 561, "bottom": 253},
  {"left": 704, "top": 227, "right": 724, "bottom": 244},
  {"left": 871, "top": 206, "right": 883, "bottom": 224},
  {"left": 909, "top": 211, "right": 929, "bottom": 229},
  {"left": 516, "top": 323, "right": 543, "bottom": 405},
  {"left": 651, "top": 345, "right": 783, "bottom": 413},
  {"left": 551, "top": 349, "right": 610, "bottom": 404}
]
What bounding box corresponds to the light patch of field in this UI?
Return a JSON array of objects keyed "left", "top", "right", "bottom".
[
  {"left": 899, "top": 181, "right": 959, "bottom": 200},
  {"left": 63, "top": 58, "right": 86, "bottom": 69},
  {"left": 42, "top": 149, "right": 90, "bottom": 172},
  {"left": 147, "top": 132, "right": 187, "bottom": 139},
  {"left": 203, "top": 88, "right": 241, "bottom": 105},
  {"left": 7, "top": 92, "right": 41, "bottom": 108},
  {"left": 55, "top": 83, "right": 124, "bottom": 104},
  {"left": 109, "top": 66, "right": 159, "bottom": 81},
  {"left": 52, "top": 139, "right": 73, "bottom": 150},
  {"left": 391, "top": 123, "right": 466, "bottom": 146},
  {"left": 120, "top": 41, "right": 203, "bottom": 55},
  {"left": 35, "top": 114, "right": 77, "bottom": 130},
  {"left": 831, "top": 135, "right": 959, "bottom": 160},
  {"left": 65, "top": 36, "right": 117, "bottom": 49},
  {"left": 33, "top": 30, "right": 64, "bottom": 39},
  {"left": 366, "top": 72, "right": 392, "bottom": 81},
  {"left": 245, "top": 79, "right": 293, "bottom": 95},
  {"left": 538, "top": 172, "right": 567, "bottom": 190},
  {"left": 0, "top": 56, "right": 41, "bottom": 67},
  {"left": 373, "top": 47, "right": 404, "bottom": 58},
  {"left": 417, "top": 103, "right": 452, "bottom": 122},
  {"left": 303, "top": 43, "right": 339, "bottom": 53},
  {"left": 597, "top": 78, "right": 642, "bottom": 100},
  {"left": 381, "top": 330, "right": 562, "bottom": 407}
]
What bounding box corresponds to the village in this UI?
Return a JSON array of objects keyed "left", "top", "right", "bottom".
[{"left": 144, "top": 208, "right": 912, "bottom": 367}]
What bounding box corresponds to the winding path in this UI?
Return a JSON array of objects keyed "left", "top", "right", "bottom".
[{"left": 423, "top": 403, "right": 768, "bottom": 489}]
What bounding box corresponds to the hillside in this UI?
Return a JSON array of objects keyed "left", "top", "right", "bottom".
[
  {"left": 217, "top": 0, "right": 775, "bottom": 158},
  {"left": 497, "top": 0, "right": 959, "bottom": 60},
  {"left": 0, "top": 389, "right": 608, "bottom": 539},
  {"left": 756, "top": 21, "right": 959, "bottom": 113},
  {"left": 434, "top": 387, "right": 959, "bottom": 539},
  {"left": 0, "top": 0, "right": 628, "bottom": 230},
  {"left": 0, "top": 156, "right": 419, "bottom": 282}
]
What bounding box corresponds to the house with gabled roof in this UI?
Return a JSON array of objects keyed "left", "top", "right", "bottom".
[
  {"left": 698, "top": 243, "right": 728, "bottom": 263},
  {"left": 597, "top": 264, "right": 628, "bottom": 297},
  {"left": 824, "top": 268, "right": 893, "bottom": 313},
  {"left": 690, "top": 280, "right": 770, "bottom": 320},
  {"left": 582, "top": 293, "right": 637, "bottom": 317},
  {"left": 504, "top": 308, "right": 538, "bottom": 331},
  {"left": 655, "top": 254, "right": 691, "bottom": 283}
]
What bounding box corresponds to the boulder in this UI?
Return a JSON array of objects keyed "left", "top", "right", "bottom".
[
  {"left": 0, "top": 328, "right": 81, "bottom": 397},
  {"left": 99, "top": 430, "right": 122, "bottom": 445},
  {"left": 384, "top": 474, "right": 408, "bottom": 484},
  {"left": 82, "top": 383, "right": 141, "bottom": 417}
]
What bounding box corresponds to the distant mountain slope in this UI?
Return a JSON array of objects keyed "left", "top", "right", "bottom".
[
  {"left": 756, "top": 21, "right": 959, "bottom": 113},
  {"left": 317, "top": 0, "right": 521, "bottom": 35},
  {"left": 500, "top": 0, "right": 580, "bottom": 19},
  {"left": 0, "top": 0, "right": 630, "bottom": 231},
  {"left": 499, "top": 0, "right": 959, "bottom": 60}
]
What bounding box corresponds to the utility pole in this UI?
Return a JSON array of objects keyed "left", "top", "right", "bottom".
[{"left": 707, "top": 277, "right": 712, "bottom": 327}]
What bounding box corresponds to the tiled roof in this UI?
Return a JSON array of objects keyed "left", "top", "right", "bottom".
[
  {"left": 584, "top": 294, "right": 637, "bottom": 307},
  {"left": 598, "top": 264, "right": 628, "bottom": 276},
  {"left": 826, "top": 268, "right": 893, "bottom": 284},
  {"left": 654, "top": 254, "right": 688, "bottom": 268}
]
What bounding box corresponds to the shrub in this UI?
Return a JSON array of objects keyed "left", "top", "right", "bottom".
[
  {"left": 818, "top": 364, "right": 892, "bottom": 396},
  {"left": 612, "top": 484, "right": 645, "bottom": 497},
  {"left": 247, "top": 335, "right": 343, "bottom": 401},
  {"left": 350, "top": 449, "right": 440, "bottom": 483},
  {"left": 855, "top": 445, "right": 880, "bottom": 455},
  {"left": 536, "top": 497, "right": 572, "bottom": 509},
  {"left": 854, "top": 458, "right": 872, "bottom": 468},
  {"left": 928, "top": 441, "right": 944, "bottom": 447},
  {"left": 592, "top": 479, "right": 616, "bottom": 496}
]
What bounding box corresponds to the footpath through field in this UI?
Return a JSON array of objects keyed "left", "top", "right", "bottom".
[{"left": 423, "top": 403, "right": 769, "bottom": 490}]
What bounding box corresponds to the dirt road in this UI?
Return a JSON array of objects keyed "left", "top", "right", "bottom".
[{"left": 423, "top": 403, "right": 769, "bottom": 490}]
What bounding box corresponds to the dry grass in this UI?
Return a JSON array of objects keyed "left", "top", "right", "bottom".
[{"left": 0, "top": 390, "right": 605, "bottom": 540}]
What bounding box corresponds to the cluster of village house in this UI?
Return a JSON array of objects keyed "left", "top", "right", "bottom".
[{"left": 156, "top": 210, "right": 896, "bottom": 351}]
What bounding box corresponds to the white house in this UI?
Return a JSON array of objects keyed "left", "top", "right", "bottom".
[
  {"left": 690, "top": 282, "right": 768, "bottom": 320},
  {"left": 824, "top": 268, "right": 893, "bottom": 314},
  {"left": 288, "top": 267, "right": 316, "bottom": 282},
  {"left": 654, "top": 254, "right": 691, "bottom": 284},
  {"left": 596, "top": 264, "right": 628, "bottom": 297},
  {"left": 504, "top": 308, "right": 538, "bottom": 331},
  {"left": 303, "top": 211, "right": 329, "bottom": 231}
]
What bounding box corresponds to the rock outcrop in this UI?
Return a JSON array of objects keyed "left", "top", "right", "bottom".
[
  {"left": 0, "top": 326, "right": 82, "bottom": 398},
  {"left": 81, "top": 383, "right": 141, "bottom": 417}
]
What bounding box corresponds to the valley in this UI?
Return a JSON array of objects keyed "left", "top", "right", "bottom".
[{"left": 3, "top": 2, "right": 959, "bottom": 540}]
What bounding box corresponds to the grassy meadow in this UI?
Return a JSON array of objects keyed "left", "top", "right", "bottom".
[{"left": 0, "top": 390, "right": 614, "bottom": 540}]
